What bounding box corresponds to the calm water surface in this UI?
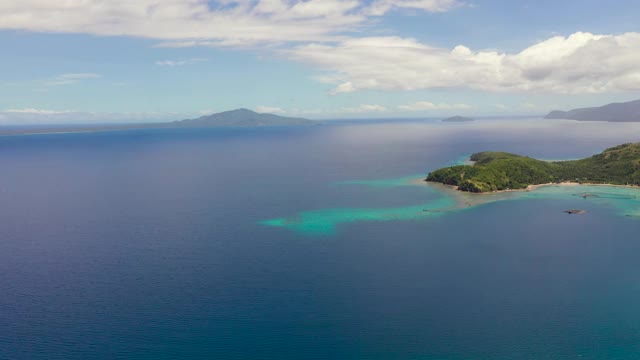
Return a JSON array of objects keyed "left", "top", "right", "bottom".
[{"left": 1, "top": 119, "right": 640, "bottom": 359}]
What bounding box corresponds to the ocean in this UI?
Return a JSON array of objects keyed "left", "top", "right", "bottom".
[{"left": 1, "top": 118, "right": 640, "bottom": 359}]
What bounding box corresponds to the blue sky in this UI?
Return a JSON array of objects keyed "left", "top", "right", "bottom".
[{"left": 1, "top": 0, "right": 639, "bottom": 124}]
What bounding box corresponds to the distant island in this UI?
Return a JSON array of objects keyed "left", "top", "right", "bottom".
[
  {"left": 426, "top": 143, "right": 640, "bottom": 193},
  {"left": 171, "top": 108, "right": 311, "bottom": 127},
  {"left": 0, "top": 108, "right": 314, "bottom": 136},
  {"left": 545, "top": 99, "right": 640, "bottom": 122},
  {"left": 442, "top": 116, "right": 474, "bottom": 122}
]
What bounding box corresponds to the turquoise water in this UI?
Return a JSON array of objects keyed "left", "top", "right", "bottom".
[
  {"left": 334, "top": 174, "right": 423, "bottom": 188},
  {"left": 263, "top": 175, "right": 640, "bottom": 236},
  {"left": 260, "top": 190, "right": 454, "bottom": 235}
]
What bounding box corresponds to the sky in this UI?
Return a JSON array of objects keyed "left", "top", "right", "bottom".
[{"left": 1, "top": 0, "right": 640, "bottom": 124}]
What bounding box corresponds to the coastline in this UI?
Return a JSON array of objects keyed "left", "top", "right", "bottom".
[
  {"left": 525, "top": 182, "right": 640, "bottom": 192},
  {"left": 416, "top": 178, "right": 640, "bottom": 195},
  {"left": 413, "top": 178, "right": 640, "bottom": 211}
]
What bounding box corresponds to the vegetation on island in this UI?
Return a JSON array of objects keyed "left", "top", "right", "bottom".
[{"left": 426, "top": 143, "right": 640, "bottom": 192}]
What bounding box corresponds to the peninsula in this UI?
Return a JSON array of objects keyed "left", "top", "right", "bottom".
[
  {"left": 426, "top": 143, "right": 640, "bottom": 193},
  {"left": 545, "top": 99, "right": 640, "bottom": 122}
]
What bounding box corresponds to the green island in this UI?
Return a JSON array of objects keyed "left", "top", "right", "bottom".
[{"left": 426, "top": 143, "right": 640, "bottom": 193}]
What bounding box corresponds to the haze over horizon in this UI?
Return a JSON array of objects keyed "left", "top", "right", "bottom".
[{"left": 2, "top": 0, "right": 640, "bottom": 124}]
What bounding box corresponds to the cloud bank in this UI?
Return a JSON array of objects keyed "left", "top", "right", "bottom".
[
  {"left": 0, "top": 109, "right": 190, "bottom": 125},
  {"left": 0, "top": 0, "right": 464, "bottom": 46},
  {"left": 2, "top": 2, "right": 638, "bottom": 117},
  {"left": 290, "top": 32, "right": 640, "bottom": 94}
]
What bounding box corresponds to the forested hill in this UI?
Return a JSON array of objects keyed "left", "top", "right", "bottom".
[{"left": 426, "top": 143, "right": 640, "bottom": 192}]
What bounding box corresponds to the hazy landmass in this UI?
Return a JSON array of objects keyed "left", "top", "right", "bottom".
[
  {"left": 545, "top": 99, "right": 640, "bottom": 122},
  {"left": 442, "top": 116, "right": 474, "bottom": 122},
  {"left": 426, "top": 143, "right": 640, "bottom": 193},
  {"left": 171, "top": 108, "right": 312, "bottom": 127},
  {"left": 0, "top": 108, "right": 314, "bottom": 136}
]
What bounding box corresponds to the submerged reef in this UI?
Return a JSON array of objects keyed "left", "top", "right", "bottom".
[{"left": 261, "top": 171, "right": 640, "bottom": 236}]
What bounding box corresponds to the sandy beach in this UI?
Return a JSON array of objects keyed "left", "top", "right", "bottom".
[
  {"left": 525, "top": 181, "right": 640, "bottom": 191},
  {"left": 415, "top": 177, "right": 639, "bottom": 194}
]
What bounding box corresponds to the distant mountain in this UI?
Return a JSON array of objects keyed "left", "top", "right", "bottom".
[
  {"left": 0, "top": 108, "right": 314, "bottom": 136},
  {"left": 172, "top": 108, "right": 312, "bottom": 127},
  {"left": 545, "top": 99, "right": 640, "bottom": 122},
  {"left": 442, "top": 116, "right": 474, "bottom": 122}
]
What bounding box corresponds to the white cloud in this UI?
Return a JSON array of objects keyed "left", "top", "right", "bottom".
[
  {"left": 286, "top": 108, "right": 325, "bottom": 116},
  {"left": 45, "top": 73, "right": 101, "bottom": 86},
  {"left": 0, "top": 1, "right": 461, "bottom": 47},
  {"left": 5, "top": 108, "right": 74, "bottom": 115},
  {"left": 255, "top": 104, "right": 388, "bottom": 117},
  {"left": 366, "top": 0, "right": 464, "bottom": 15},
  {"left": 398, "top": 101, "right": 470, "bottom": 111},
  {"left": 0, "top": 109, "right": 191, "bottom": 125},
  {"left": 155, "top": 58, "right": 208, "bottom": 66},
  {"left": 289, "top": 32, "right": 640, "bottom": 94},
  {"left": 341, "top": 104, "right": 387, "bottom": 113},
  {"left": 255, "top": 106, "right": 285, "bottom": 113}
]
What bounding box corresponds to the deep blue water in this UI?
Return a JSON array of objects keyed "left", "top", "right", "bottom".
[{"left": 1, "top": 119, "right": 640, "bottom": 359}]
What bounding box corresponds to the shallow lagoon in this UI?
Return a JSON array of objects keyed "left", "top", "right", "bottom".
[{"left": 262, "top": 175, "right": 640, "bottom": 235}]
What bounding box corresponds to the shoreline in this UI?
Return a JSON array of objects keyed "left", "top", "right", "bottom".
[
  {"left": 525, "top": 182, "right": 640, "bottom": 192},
  {"left": 412, "top": 178, "right": 640, "bottom": 210},
  {"left": 415, "top": 178, "right": 640, "bottom": 195}
]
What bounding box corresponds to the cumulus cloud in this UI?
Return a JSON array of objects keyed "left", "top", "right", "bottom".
[
  {"left": 0, "top": 0, "right": 461, "bottom": 47},
  {"left": 289, "top": 32, "right": 640, "bottom": 94},
  {"left": 155, "top": 58, "right": 208, "bottom": 66},
  {"left": 398, "top": 101, "right": 470, "bottom": 111},
  {"left": 255, "top": 106, "right": 285, "bottom": 113}
]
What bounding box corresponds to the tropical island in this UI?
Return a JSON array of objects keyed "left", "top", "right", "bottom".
[{"left": 426, "top": 143, "right": 640, "bottom": 193}]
